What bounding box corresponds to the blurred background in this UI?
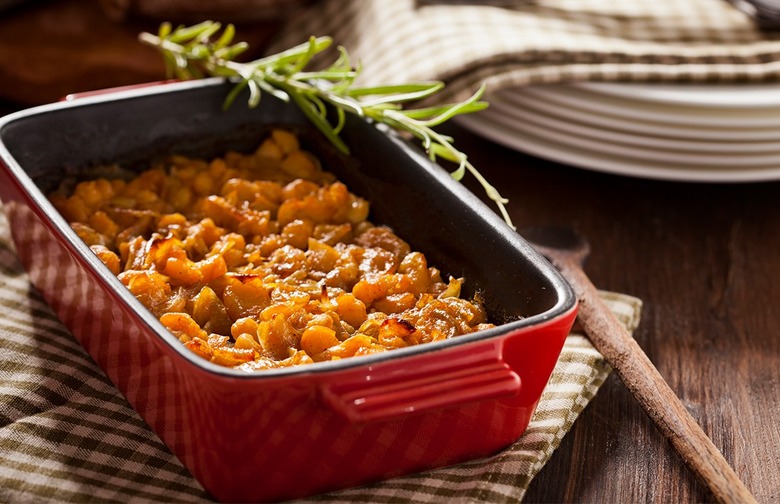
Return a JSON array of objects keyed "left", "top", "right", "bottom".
[{"left": 0, "top": 0, "right": 314, "bottom": 108}]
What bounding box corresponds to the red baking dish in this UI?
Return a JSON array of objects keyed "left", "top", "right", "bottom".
[{"left": 0, "top": 78, "right": 577, "bottom": 502}]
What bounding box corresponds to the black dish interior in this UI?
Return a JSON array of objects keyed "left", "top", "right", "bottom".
[{"left": 0, "top": 79, "right": 568, "bottom": 329}]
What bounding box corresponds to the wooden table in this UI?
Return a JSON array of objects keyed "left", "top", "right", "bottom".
[
  {"left": 447, "top": 121, "right": 780, "bottom": 503},
  {"left": 1, "top": 2, "right": 778, "bottom": 502}
]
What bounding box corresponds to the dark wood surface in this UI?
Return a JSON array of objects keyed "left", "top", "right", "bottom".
[
  {"left": 448, "top": 121, "right": 780, "bottom": 503},
  {"left": 1, "top": 1, "right": 778, "bottom": 502}
]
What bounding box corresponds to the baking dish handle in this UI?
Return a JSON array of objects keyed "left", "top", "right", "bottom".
[{"left": 321, "top": 346, "right": 521, "bottom": 423}]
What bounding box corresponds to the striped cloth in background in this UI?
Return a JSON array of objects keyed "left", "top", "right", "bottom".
[
  {"left": 268, "top": 0, "right": 780, "bottom": 105},
  {"left": 0, "top": 204, "right": 641, "bottom": 502}
]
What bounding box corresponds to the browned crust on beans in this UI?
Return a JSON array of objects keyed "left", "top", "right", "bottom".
[{"left": 49, "top": 129, "right": 493, "bottom": 371}]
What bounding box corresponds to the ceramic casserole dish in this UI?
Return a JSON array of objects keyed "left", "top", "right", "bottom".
[{"left": 0, "top": 79, "right": 577, "bottom": 502}]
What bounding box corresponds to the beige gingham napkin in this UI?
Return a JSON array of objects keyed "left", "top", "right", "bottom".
[
  {"left": 267, "top": 0, "right": 780, "bottom": 105},
  {"left": 0, "top": 202, "right": 642, "bottom": 502}
]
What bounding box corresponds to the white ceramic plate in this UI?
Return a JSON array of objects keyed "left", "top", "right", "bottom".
[
  {"left": 575, "top": 81, "right": 780, "bottom": 109},
  {"left": 456, "top": 111, "right": 780, "bottom": 182},
  {"left": 473, "top": 105, "right": 780, "bottom": 167},
  {"left": 488, "top": 93, "right": 780, "bottom": 154},
  {"left": 512, "top": 85, "right": 780, "bottom": 128},
  {"left": 494, "top": 89, "right": 780, "bottom": 142}
]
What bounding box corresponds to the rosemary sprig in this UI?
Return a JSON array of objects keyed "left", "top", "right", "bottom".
[{"left": 139, "top": 21, "right": 513, "bottom": 228}]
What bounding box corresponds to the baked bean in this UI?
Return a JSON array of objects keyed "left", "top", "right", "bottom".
[{"left": 49, "top": 129, "right": 493, "bottom": 370}]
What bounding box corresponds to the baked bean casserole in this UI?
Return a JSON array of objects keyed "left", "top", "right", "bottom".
[{"left": 49, "top": 129, "right": 494, "bottom": 370}]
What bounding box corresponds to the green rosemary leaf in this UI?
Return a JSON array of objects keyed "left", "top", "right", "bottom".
[
  {"left": 436, "top": 133, "right": 456, "bottom": 143},
  {"left": 213, "top": 23, "right": 235, "bottom": 50},
  {"left": 247, "top": 79, "right": 262, "bottom": 108},
  {"left": 323, "top": 93, "right": 363, "bottom": 117},
  {"left": 431, "top": 145, "right": 467, "bottom": 180},
  {"left": 138, "top": 22, "right": 514, "bottom": 228},
  {"left": 355, "top": 85, "right": 446, "bottom": 107},
  {"left": 248, "top": 37, "right": 332, "bottom": 70},
  {"left": 346, "top": 82, "right": 443, "bottom": 97},
  {"left": 450, "top": 161, "right": 467, "bottom": 181},
  {"left": 255, "top": 78, "right": 290, "bottom": 102},
  {"left": 333, "top": 107, "right": 347, "bottom": 135},
  {"left": 158, "top": 22, "right": 172, "bottom": 39},
  {"left": 377, "top": 110, "right": 431, "bottom": 146},
  {"left": 287, "top": 36, "right": 320, "bottom": 76},
  {"left": 290, "top": 92, "right": 350, "bottom": 154},
  {"left": 222, "top": 79, "right": 249, "bottom": 111},
  {"left": 168, "top": 21, "right": 216, "bottom": 44},
  {"left": 360, "top": 102, "right": 402, "bottom": 112},
  {"left": 294, "top": 70, "right": 359, "bottom": 81},
  {"left": 332, "top": 46, "right": 352, "bottom": 72},
  {"left": 172, "top": 52, "right": 188, "bottom": 71},
  {"left": 332, "top": 55, "right": 360, "bottom": 93},
  {"left": 416, "top": 84, "right": 488, "bottom": 126},
  {"left": 208, "top": 65, "right": 240, "bottom": 78},
  {"left": 312, "top": 94, "right": 329, "bottom": 118},
  {"left": 193, "top": 22, "right": 223, "bottom": 45},
  {"left": 214, "top": 42, "right": 249, "bottom": 61},
  {"left": 428, "top": 143, "right": 461, "bottom": 164},
  {"left": 400, "top": 101, "right": 488, "bottom": 120},
  {"left": 189, "top": 45, "right": 211, "bottom": 60}
]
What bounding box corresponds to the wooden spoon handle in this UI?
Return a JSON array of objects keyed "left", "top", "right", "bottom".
[{"left": 549, "top": 254, "right": 756, "bottom": 504}]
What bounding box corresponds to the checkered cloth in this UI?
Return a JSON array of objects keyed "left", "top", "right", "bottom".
[
  {"left": 8, "top": 1, "right": 777, "bottom": 499},
  {"left": 268, "top": 0, "right": 780, "bottom": 105},
  {"left": 0, "top": 201, "right": 642, "bottom": 502}
]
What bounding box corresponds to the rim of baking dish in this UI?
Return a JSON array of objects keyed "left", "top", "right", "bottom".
[{"left": 0, "top": 78, "right": 577, "bottom": 380}]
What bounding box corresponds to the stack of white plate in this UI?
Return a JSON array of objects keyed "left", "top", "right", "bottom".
[{"left": 456, "top": 82, "right": 780, "bottom": 182}]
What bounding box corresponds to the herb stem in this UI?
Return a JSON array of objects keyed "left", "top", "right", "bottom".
[{"left": 139, "top": 22, "right": 514, "bottom": 228}]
